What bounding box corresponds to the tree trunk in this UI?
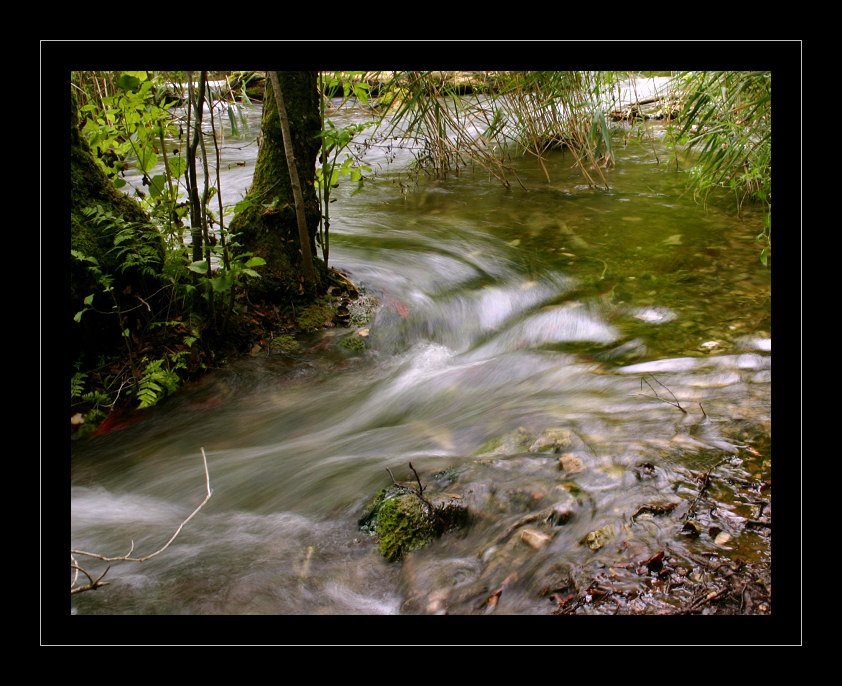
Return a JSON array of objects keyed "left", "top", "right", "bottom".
[
  {"left": 268, "top": 70, "right": 317, "bottom": 288},
  {"left": 228, "top": 71, "right": 323, "bottom": 303},
  {"left": 186, "top": 71, "right": 207, "bottom": 264}
]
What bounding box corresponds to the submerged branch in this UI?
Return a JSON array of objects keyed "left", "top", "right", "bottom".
[
  {"left": 635, "top": 374, "right": 687, "bottom": 414},
  {"left": 682, "top": 457, "right": 731, "bottom": 521}
]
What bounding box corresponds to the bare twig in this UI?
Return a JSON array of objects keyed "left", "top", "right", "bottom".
[
  {"left": 408, "top": 462, "right": 425, "bottom": 496},
  {"left": 70, "top": 557, "right": 112, "bottom": 595},
  {"left": 70, "top": 449, "right": 213, "bottom": 594},
  {"left": 386, "top": 462, "right": 435, "bottom": 515},
  {"left": 636, "top": 374, "right": 687, "bottom": 414}
]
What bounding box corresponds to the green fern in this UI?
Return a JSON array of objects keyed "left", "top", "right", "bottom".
[
  {"left": 135, "top": 357, "right": 181, "bottom": 409},
  {"left": 70, "top": 371, "right": 88, "bottom": 400}
]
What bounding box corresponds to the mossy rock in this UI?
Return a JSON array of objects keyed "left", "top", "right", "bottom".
[
  {"left": 582, "top": 524, "right": 616, "bottom": 551},
  {"left": 341, "top": 334, "right": 367, "bottom": 352},
  {"left": 475, "top": 427, "right": 534, "bottom": 456},
  {"left": 359, "top": 486, "right": 469, "bottom": 562},
  {"left": 269, "top": 335, "right": 300, "bottom": 353},
  {"left": 296, "top": 298, "right": 336, "bottom": 332}
]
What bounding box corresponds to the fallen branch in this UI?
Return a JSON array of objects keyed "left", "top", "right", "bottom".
[{"left": 70, "top": 448, "right": 213, "bottom": 594}]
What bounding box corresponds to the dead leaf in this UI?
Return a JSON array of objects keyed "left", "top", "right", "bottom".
[
  {"left": 640, "top": 551, "right": 665, "bottom": 573},
  {"left": 485, "top": 588, "right": 503, "bottom": 614},
  {"left": 714, "top": 531, "right": 731, "bottom": 546}
]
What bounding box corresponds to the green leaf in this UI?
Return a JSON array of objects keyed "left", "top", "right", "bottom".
[
  {"left": 167, "top": 155, "right": 186, "bottom": 178},
  {"left": 244, "top": 256, "right": 266, "bottom": 268},
  {"left": 188, "top": 260, "right": 209, "bottom": 274},
  {"left": 122, "top": 70, "right": 148, "bottom": 82},
  {"left": 136, "top": 147, "right": 159, "bottom": 174},
  {"left": 115, "top": 74, "right": 141, "bottom": 92},
  {"left": 354, "top": 83, "right": 370, "bottom": 104},
  {"left": 211, "top": 274, "right": 234, "bottom": 292},
  {"left": 71, "top": 249, "right": 99, "bottom": 266},
  {"left": 148, "top": 174, "right": 167, "bottom": 198}
]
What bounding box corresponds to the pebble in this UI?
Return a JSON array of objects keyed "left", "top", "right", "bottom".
[{"left": 521, "top": 528, "right": 552, "bottom": 550}]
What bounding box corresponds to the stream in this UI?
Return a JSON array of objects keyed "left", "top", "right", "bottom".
[{"left": 69, "top": 92, "right": 771, "bottom": 617}]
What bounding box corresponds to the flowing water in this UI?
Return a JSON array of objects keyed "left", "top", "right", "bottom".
[{"left": 70, "top": 97, "right": 771, "bottom": 616}]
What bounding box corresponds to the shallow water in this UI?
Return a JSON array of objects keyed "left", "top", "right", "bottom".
[{"left": 70, "top": 98, "right": 770, "bottom": 616}]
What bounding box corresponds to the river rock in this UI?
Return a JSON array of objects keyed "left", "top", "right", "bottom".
[
  {"left": 529, "top": 428, "right": 576, "bottom": 453},
  {"left": 358, "top": 486, "right": 469, "bottom": 562},
  {"left": 520, "top": 527, "right": 553, "bottom": 549},
  {"left": 583, "top": 524, "right": 616, "bottom": 550},
  {"left": 559, "top": 452, "right": 587, "bottom": 474}
]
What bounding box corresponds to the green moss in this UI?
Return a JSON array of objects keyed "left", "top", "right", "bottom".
[
  {"left": 296, "top": 298, "right": 336, "bottom": 332},
  {"left": 341, "top": 334, "right": 366, "bottom": 352},
  {"left": 359, "top": 486, "right": 469, "bottom": 562},
  {"left": 269, "top": 335, "right": 299, "bottom": 353},
  {"left": 375, "top": 495, "right": 431, "bottom": 561}
]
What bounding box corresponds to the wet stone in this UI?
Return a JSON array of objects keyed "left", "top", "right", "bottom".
[
  {"left": 529, "top": 428, "right": 576, "bottom": 453},
  {"left": 521, "top": 528, "right": 553, "bottom": 549},
  {"left": 583, "top": 524, "right": 616, "bottom": 550},
  {"left": 559, "top": 452, "right": 587, "bottom": 475}
]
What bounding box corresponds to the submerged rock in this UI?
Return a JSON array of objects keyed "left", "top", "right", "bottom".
[
  {"left": 529, "top": 428, "right": 576, "bottom": 453},
  {"left": 582, "top": 524, "right": 616, "bottom": 550}
]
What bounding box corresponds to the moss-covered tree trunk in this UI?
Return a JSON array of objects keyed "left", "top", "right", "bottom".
[
  {"left": 228, "top": 71, "right": 324, "bottom": 303},
  {"left": 70, "top": 87, "right": 164, "bottom": 370}
]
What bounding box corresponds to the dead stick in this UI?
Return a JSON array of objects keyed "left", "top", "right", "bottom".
[{"left": 71, "top": 448, "right": 213, "bottom": 565}]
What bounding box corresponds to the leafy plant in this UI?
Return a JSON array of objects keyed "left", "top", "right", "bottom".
[
  {"left": 76, "top": 70, "right": 187, "bottom": 242},
  {"left": 189, "top": 251, "right": 265, "bottom": 297},
  {"left": 670, "top": 71, "right": 771, "bottom": 262},
  {"left": 364, "top": 70, "right": 622, "bottom": 190},
  {"left": 316, "top": 72, "right": 375, "bottom": 268}
]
